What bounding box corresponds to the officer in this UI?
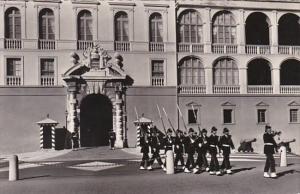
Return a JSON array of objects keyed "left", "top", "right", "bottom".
[
  {"left": 208, "top": 127, "right": 221, "bottom": 175},
  {"left": 139, "top": 127, "right": 150, "bottom": 170},
  {"left": 219, "top": 128, "right": 235, "bottom": 174},
  {"left": 263, "top": 125, "right": 278, "bottom": 178},
  {"left": 195, "top": 130, "right": 204, "bottom": 171},
  {"left": 148, "top": 126, "right": 165, "bottom": 171},
  {"left": 184, "top": 128, "right": 198, "bottom": 173},
  {"left": 108, "top": 130, "right": 116, "bottom": 150},
  {"left": 174, "top": 129, "right": 185, "bottom": 170}
]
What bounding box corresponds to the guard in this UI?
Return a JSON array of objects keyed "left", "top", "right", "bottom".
[
  {"left": 148, "top": 126, "right": 165, "bottom": 171},
  {"left": 174, "top": 129, "right": 185, "bottom": 170},
  {"left": 184, "top": 128, "right": 197, "bottom": 173},
  {"left": 208, "top": 127, "right": 221, "bottom": 175},
  {"left": 139, "top": 128, "right": 150, "bottom": 170},
  {"left": 219, "top": 128, "right": 235, "bottom": 174},
  {"left": 163, "top": 128, "right": 174, "bottom": 171},
  {"left": 263, "top": 125, "right": 278, "bottom": 178}
]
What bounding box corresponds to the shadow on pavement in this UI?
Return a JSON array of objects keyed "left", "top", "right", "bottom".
[
  {"left": 277, "top": 169, "right": 300, "bottom": 178},
  {"left": 20, "top": 175, "right": 51, "bottom": 180},
  {"left": 231, "top": 167, "right": 256, "bottom": 174}
]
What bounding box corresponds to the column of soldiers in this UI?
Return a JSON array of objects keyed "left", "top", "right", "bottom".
[{"left": 139, "top": 125, "right": 235, "bottom": 175}]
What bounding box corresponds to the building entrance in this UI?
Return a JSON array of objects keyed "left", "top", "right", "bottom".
[{"left": 80, "top": 94, "right": 113, "bottom": 147}]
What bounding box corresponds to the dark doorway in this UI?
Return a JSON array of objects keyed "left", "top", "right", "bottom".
[
  {"left": 43, "top": 126, "right": 52, "bottom": 149},
  {"left": 248, "top": 59, "right": 272, "bottom": 85},
  {"left": 281, "top": 59, "right": 300, "bottom": 85},
  {"left": 278, "top": 14, "right": 300, "bottom": 46},
  {"left": 80, "top": 94, "right": 113, "bottom": 147},
  {"left": 246, "top": 12, "right": 270, "bottom": 45}
]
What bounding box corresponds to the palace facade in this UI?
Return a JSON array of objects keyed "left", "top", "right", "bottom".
[{"left": 0, "top": 0, "right": 299, "bottom": 154}]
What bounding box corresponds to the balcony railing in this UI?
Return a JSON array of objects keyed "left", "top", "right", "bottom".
[
  {"left": 213, "top": 85, "right": 240, "bottom": 94},
  {"left": 178, "top": 43, "right": 204, "bottom": 53},
  {"left": 246, "top": 45, "right": 271, "bottom": 55},
  {"left": 247, "top": 85, "right": 273, "bottom": 94},
  {"left": 278, "top": 46, "right": 300, "bottom": 55},
  {"left": 149, "top": 42, "right": 164, "bottom": 52},
  {"left": 41, "top": 76, "right": 55, "bottom": 86},
  {"left": 5, "top": 39, "right": 22, "bottom": 49},
  {"left": 212, "top": 44, "right": 238, "bottom": 54},
  {"left": 115, "top": 41, "right": 130, "bottom": 52},
  {"left": 280, "top": 85, "right": 300, "bottom": 94},
  {"left": 152, "top": 77, "right": 164, "bottom": 86},
  {"left": 77, "top": 40, "right": 94, "bottom": 50},
  {"left": 39, "top": 39, "right": 56, "bottom": 50},
  {"left": 6, "top": 76, "right": 21, "bottom": 86},
  {"left": 178, "top": 85, "right": 206, "bottom": 94}
]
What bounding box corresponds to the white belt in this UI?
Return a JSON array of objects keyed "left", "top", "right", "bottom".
[
  {"left": 264, "top": 143, "right": 273, "bottom": 145},
  {"left": 222, "top": 144, "right": 230, "bottom": 147},
  {"left": 210, "top": 145, "right": 216, "bottom": 147}
]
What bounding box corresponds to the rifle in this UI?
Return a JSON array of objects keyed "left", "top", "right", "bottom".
[
  {"left": 162, "top": 107, "right": 176, "bottom": 133},
  {"left": 191, "top": 104, "right": 201, "bottom": 135},
  {"left": 176, "top": 104, "right": 188, "bottom": 132},
  {"left": 156, "top": 105, "right": 167, "bottom": 135}
]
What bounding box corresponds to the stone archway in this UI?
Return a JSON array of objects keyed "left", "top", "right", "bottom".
[{"left": 62, "top": 45, "right": 129, "bottom": 148}]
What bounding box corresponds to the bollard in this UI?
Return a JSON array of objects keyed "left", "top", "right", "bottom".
[
  {"left": 9, "top": 155, "right": 19, "bottom": 181},
  {"left": 280, "top": 146, "right": 287, "bottom": 167},
  {"left": 166, "top": 150, "right": 174, "bottom": 174}
]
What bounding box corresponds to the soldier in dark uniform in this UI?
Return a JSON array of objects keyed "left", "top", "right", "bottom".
[
  {"left": 174, "top": 129, "right": 185, "bottom": 170},
  {"left": 163, "top": 128, "right": 174, "bottom": 171},
  {"left": 219, "top": 128, "right": 235, "bottom": 174},
  {"left": 201, "top": 128, "right": 209, "bottom": 172},
  {"left": 139, "top": 128, "right": 150, "bottom": 170},
  {"left": 208, "top": 127, "right": 221, "bottom": 175},
  {"left": 263, "top": 125, "right": 278, "bottom": 178},
  {"left": 108, "top": 130, "right": 116, "bottom": 150},
  {"left": 195, "top": 130, "right": 204, "bottom": 171},
  {"left": 184, "top": 128, "right": 198, "bottom": 173},
  {"left": 148, "top": 126, "right": 165, "bottom": 171}
]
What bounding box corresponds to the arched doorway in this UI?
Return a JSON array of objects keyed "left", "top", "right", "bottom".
[
  {"left": 246, "top": 12, "right": 270, "bottom": 45},
  {"left": 247, "top": 59, "right": 272, "bottom": 85},
  {"left": 281, "top": 59, "right": 300, "bottom": 85},
  {"left": 80, "top": 94, "right": 113, "bottom": 147},
  {"left": 278, "top": 13, "right": 300, "bottom": 46}
]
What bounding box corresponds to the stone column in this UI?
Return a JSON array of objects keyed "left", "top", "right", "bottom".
[
  {"left": 272, "top": 68, "right": 280, "bottom": 94},
  {"left": 114, "top": 90, "right": 124, "bottom": 148},
  {"left": 239, "top": 68, "right": 248, "bottom": 94},
  {"left": 203, "top": 8, "right": 212, "bottom": 53},
  {"left": 68, "top": 91, "right": 78, "bottom": 133},
  {"left": 238, "top": 9, "right": 246, "bottom": 54},
  {"left": 205, "top": 67, "right": 213, "bottom": 94},
  {"left": 271, "top": 11, "right": 278, "bottom": 54}
]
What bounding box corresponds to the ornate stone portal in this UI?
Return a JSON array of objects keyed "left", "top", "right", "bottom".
[{"left": 62, "top": 44, "right": 129, "bottom": 148}]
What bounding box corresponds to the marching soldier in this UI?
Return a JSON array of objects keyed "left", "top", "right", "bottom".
[
  {"left": 201, "top": 128, "right": 210, "bottom": 172},
  {"left": 219, "top": 128, "right": 235, "bottom": 174},
  {"left": 184, "top": 128, "right": 198, "bottom": 173},
  {"left": 148, "top": 126, "right": 165, "bottom": 171},
  {"left": 174, "top": 129, "right": 185, "bottom": 170},
  {"left": 208, "top": 127, "right": 221, "bottom": 175},
  {"left": 139, "top": 126, "right": 150, "bottom": 170},
  {"left": 195, "top": 130, "right": 204, "bottom": 171},
  {"left": 163, "top": 128, "right": 174, "bottom": 170},
  {"left": 263, "top": 125, "right": 278, "bottom": 178}
]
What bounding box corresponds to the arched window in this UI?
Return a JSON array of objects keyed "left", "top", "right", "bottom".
[
  {"left": 77, "top": 10, "right": 93, "bottom": 41},
  {"left": 179, "top": 57, "right": 205, "bottom": 85},
  {"left": 115, "top": 11, "right": 129, "bottom": 41},
  {"left": 149, "top": 13, "right": 163, "bottom": 42},
  {"left": 280, "top": 59, "right": 300, "bottom": 85},
  {"left": 212, "top": 11, "right": 236, "bottom": 44},
  {"left": 179, "top": 10, "right": 203, "bottom": 43},
  {"left": 213, "top": 58, "right": 238, "bottom": 85},
  {"left": 247, "top": 59, "right": 271, "bottom": 85},
  {"left": 39, "top": 9, "right": 55, "bottom": 40},
  {"left": 278, "top": 14, "right": 300, "bottom": 46},
  {"left": 246, "top": 12, "right": 270, "bottom": 45},
  {"left": 5, "top": 7, "right": 21, "bottom": 39}
]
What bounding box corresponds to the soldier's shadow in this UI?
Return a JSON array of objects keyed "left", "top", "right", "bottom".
[
  {"left": 231, "top": 167, "right": 256, "bottom": 174},
  {"left": 276, "top": 169, "right": 300, "bottom": 178}
]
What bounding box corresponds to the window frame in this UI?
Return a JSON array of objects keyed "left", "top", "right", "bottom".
[
  {"left": 178, "top": 10, "right": 203, "bottom": 43},
  {"left": 213, "top": 58, "right": 239, "bottom": 86},
  {"left": 114, "top": 11, "right": 129, "bottom": 42},
  {"left": 179, "top": 57, "right": 205, "bottom": 86},
  {"left": 289, "top": 108, "right": 299, "bottom": 123},
  {"left": 39, "top": 57, "right": 57, "bottom": 86},
  {"left": 39, "top": 8, "right": 55, "bottom": 40},
  {"left": 150, "top": 59, "right": 165, "bottom": 86},
  {"left": 212, "top": 11, "right": 236, "bottom": 44},
  {"left": 77, "top": 10, "right": 93, "bottom": 41},
  {"left": 257, "top": 109, "right": 267, "bottom": 124},
  {"left": 5, "top": 7, "right": 21, "bottom": 39},
  {"left": 4, "top": 56, "right": 23, "bottom": 86},
  {"left": 149, "top": 13, "right": 163, "bottom": 43}
]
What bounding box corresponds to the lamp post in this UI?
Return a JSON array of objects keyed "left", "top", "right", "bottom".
[{"left": 65, "top": 110, "right": 68, "bottom": 129}]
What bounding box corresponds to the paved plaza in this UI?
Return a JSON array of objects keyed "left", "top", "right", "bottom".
[{"left": 0, "top": 147, "right": 299, "bottom": 194}]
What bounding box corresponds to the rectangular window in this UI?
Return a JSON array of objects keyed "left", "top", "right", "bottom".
[
  {"left": 6, "top": 58, "right": 21, "bottom": 86},
  {"left": 151, "top": 60, "right": 164, "bottom": 86},
  {"left": 223, "top": 109, "right": 233, "bottom": 124},
  {"left": 40, "top": 58, "right": 55, "bottom": 86},
  {"left": 290, "top": 109, "right": 298, "bottom": 123},
  {"left": 188, "top": 109, "right": 198, "bottom": 124},
  {"left": 257, "top": 109, "right": 266, "bottom": 124}
]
